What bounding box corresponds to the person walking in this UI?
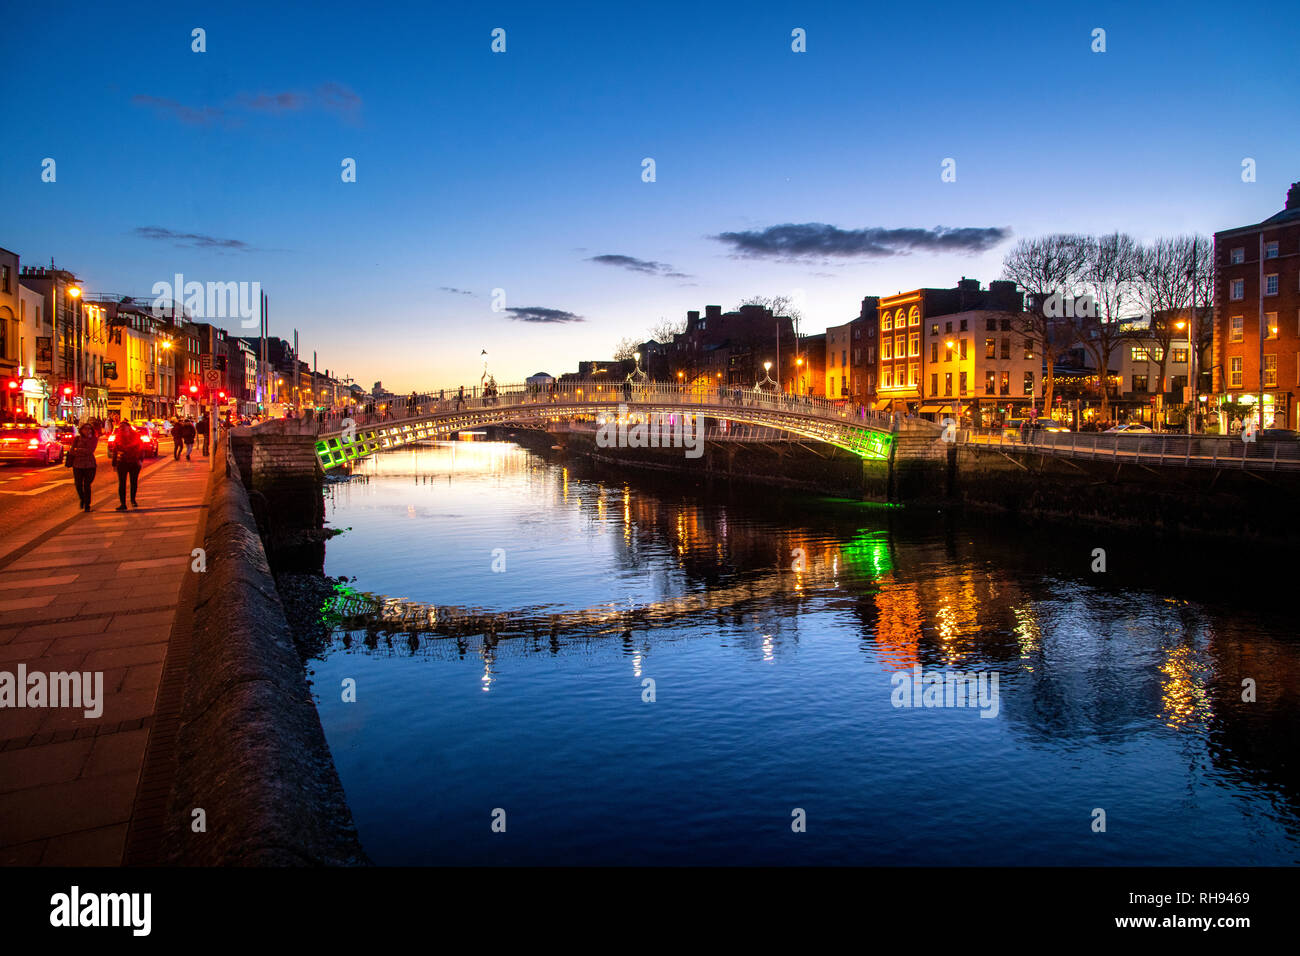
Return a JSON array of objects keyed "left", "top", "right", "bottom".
[
  {"left": 180, "top": 418, "right": 196, "bottom": 460},
  {"left": 67, "top": 422, "right": 99, "bottom": 512},
  {"left": 197, "top": 415, "right": 210, "bottom": 457},
  {"left": 171, "top": 417, "right": 184, "bottom": 460},
  {"left": 110, "top": 420, "right": 144, "bottom": 511}
]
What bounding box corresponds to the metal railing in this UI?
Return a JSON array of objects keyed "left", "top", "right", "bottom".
[
  {"left": 956, "top": 426, "right": 1300, "bottom": 471},
  {"left": 322, "top": 382, "right": 895, "bottom": 431}
]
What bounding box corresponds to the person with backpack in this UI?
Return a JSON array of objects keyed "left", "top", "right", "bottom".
[
  {"left": 67, "top": 422, "right": 99, "bottom": 512},
  {"left": 110, "top": 420, "right": 144, "bottom": 511}
]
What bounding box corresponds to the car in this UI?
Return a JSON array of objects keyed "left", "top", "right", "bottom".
[
  {"left": 106, "top": 422, "right": 161, "bottom": 458},
  {"left": 1039, "top": 421, "right": 1072, "bottom": 433},
  {"left": 1258, "top": 428, "right": 1299, "bottom": 441},
  {"left": 0, "top": 424, "right": 65, "bottom": 465},
  {"left": 1105, "top": 423, "right": 1154, "bottom": 433},
  {"left": 54, "top": 424, "right": 76, "bottom": 448}
]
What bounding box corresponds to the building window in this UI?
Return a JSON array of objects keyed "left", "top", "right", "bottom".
[
  {"left": 909, "top": 332, "right": 919, "bottom": 357},
  {"left": 1229, "top": 356, "right": 1243, "bottom": 387},
  {"left": 930, "top": 343, "right": 938, "bottom": 363},
  {"left": 1265, "top": 241, "right": 1279, "bottom": 259},
  {"left": 959, "top": 319, "right": 968, "bottom": 332},
  {"left": 1230, "top": 316, "right": 1244, "bottom": 342},
  {"left": 1265, "top": 274, "right": 1278, "bottom": 296},
  {"left": 945, "top": 343, "right": 953, "bottom": 362},
  {"left": 909, "top": 362, "right": 919, "bottom": 386},
  {"left": 999, "top": 371, "right": 1010, "bottom": 395},
  {"left": 985, "top": 337, "right": 996, "bottom": 359},
  {"left": 960, "top": 338, "right": 968, "bottom": 360},
  {"left": 1, "top": 264, "right": 8, "bottom": 293},
  {"left": 867, "top": 346, "right": 875, "bottom": 364},
  {"left": 882, "top": 314, "right": 892, "bottom": 332},
  {"left": 944, "top": 372, "right": 953, "bottom": 397},
  {"left": 1172, "top": 347, "right": 1189, "bottom": 363},
  {"left": 909, "top": 308, "right": 920, "bottom": 327},
  {"left": 959, "top": 371, "right": 967, "bottom": 394},
  {"left": 1023, "top": 371, "right": 1034, "bottom": 395},
  {"left": 883, "top": 367, "right": 894, "bottom": 388},
  {"left": 984, "top": 371, "right": 995, "bottom": 395},
  {"left": 986, "top": 317, "right": 996, "bottom": 331},
  {"left": 895, "top": 334, "right": 905, "bottom": 358},
  {"left": 1132, "top": 375, "right": 1149, "bottom": 393},
  {"left": 1000, "top": 318, "right": 1011, "bottom": 331},
  {"left": 1266, "top": 313, "right": 1278, "bottom": 339},
  {"left": 1023, "top": 339, "right": 1033, "bottom": 359},
  {"left": 930, "top": 323, "right": 939, "bottom": 335},
  {"left": 841, "top": 349, "right": 847, "bottom": 367},
  {"left": 1230, "top": 279, "right": 1245, "bottom": 300},
  {"left": 882, "top": 338, "right": 892, "bottom": 360},
  {"left": 1000, "top": 338, "right": 1011, "bottom": 359},
  {"left": 930, "top": 373, "right": 938, "bottom": 396},
  {"left": 1264, "top": 354, "right": 1277, "bottom": 387},
  {"left": 1230, "top": 247, "right": 1245, "bottom": 265}
]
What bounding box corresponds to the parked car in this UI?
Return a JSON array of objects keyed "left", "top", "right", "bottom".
[
  {"left": 0, "top": 424, "right": 65, "bottom": 465},
  {"left": 106, "top": 422, "right": 161, "bottom": 458},
  {"left": 1105, "top": 423, "right": 1154, "bottom": 434}
]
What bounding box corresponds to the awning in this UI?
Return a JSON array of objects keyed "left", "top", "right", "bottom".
[{"left": 918, "top": 403, "right": 965, "bottom": 413}]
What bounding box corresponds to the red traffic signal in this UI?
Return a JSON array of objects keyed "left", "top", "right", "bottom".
[
  {"left": 62, "top": 386, "right": 73, "bottom": 397},
  {"left": 5, "top": 379, "right": 18, "bottom": 390},
  {"left": 188, "top": 384, "right": 199, "bottom": 394}
]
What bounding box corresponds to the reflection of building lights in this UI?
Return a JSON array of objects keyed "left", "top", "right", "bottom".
[
  {"left": 762, "top": 634, "right": 774, "bottom": 662},
  {"left": 632, "top": 653, "right": 642, "bottom": 678}
]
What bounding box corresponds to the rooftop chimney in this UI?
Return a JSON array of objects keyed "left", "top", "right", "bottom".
[{"left": 1287, "top": 182, "right": 1300, "bottom": 210}]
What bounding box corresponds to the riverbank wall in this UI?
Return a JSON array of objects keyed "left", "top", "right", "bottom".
[{"left": 160, "top": 440, "right": 367, "bottom": 865}]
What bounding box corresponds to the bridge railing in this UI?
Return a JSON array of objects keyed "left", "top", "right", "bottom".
[
  {"left": 956, "top": 426, "right": 1300, "bottom": 471},
  {"left": 334, "top": 382, "right": 896, "bottom": 432}
]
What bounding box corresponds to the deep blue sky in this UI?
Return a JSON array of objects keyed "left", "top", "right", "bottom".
[{"left": 3, "top": 0, "right": 1296, "bottom": 390}]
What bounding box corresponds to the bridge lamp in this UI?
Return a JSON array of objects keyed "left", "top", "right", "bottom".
[
  {"left": 677, "top": 371, "right": 684, "bottom": 381},
  {"left": 945, "top": 339, "right": 955, "bottom": 350},
  {"left": 67, "top": 286, "right": 81, "bottom": 299},
  {"left": 764, "top": 362, "right": 771, "bottom": 371},
  {"left": 1174, "top": 320, "right": 1186, "bottom": 330}
]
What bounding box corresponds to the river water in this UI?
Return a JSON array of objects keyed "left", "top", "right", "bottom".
[{"left": 309, "top": 440, "right": 1300, "bottom": 865}]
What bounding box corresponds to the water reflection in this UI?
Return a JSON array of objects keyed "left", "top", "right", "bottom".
[{"left": 313, "top": 441, "right": 1300, "bottom": 864}]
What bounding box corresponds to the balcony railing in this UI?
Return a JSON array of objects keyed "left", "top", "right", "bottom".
[{"left": 956, "top": 427, "right": 1300, "bottom": 471}]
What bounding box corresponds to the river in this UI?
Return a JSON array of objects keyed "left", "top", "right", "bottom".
[{"left": 307, "top": 440, "right": 1300, "bottom": 865}]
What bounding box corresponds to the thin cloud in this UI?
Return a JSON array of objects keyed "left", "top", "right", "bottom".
[
  {"left": 440, "top": 286, "right": 474, "bottom": 296},
  {"left": 131, "top": 95, "right": 226, "bottom": 126},
  {"left": 317, "top": 82, "right": 362, "bottom": 117},
  {"left": 238, "top": 91, "right": 306, "bottom": 113},
  {"left": 504, "top": 307, "right": 584, "bottom": 324},
  {"left": 713, "top": 223, "right": 1012, "bottom": 260},
  {"left": 587, "top": 254, "right": 690, "bottom": 279},
  {"left": 132, "top": 226, "right": 251, "bottom": 251}
]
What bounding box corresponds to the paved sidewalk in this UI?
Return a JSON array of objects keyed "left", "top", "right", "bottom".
[{"left": 0, "top": 452, "right": 212, "bottom": 865}]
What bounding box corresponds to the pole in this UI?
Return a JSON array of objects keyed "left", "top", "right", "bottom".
[
  {"left": 293, "top": 329, "right": 300, "bottom": 415},
  {"left": 1258, "top": 232, "right": 1266, "bottom": 429},
  {"left": 1187, "top": 237, "right": 1198, "bottom": 434}
]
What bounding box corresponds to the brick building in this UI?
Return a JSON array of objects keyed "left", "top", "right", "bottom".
[{"left": 1212, "top": 181, "right": 1300, "bottom": 428}]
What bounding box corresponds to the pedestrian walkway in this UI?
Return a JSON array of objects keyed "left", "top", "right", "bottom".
[{"left": 0, "top": 452, "right": 212, "bottom": 865}]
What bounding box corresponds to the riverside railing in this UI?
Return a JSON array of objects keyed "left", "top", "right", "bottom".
[
  {"left": 956, "top": 427, "right": 1300, "bottom": 472},
  {"left": 339, "top": 382, "right": 896, "bottom": 431}
]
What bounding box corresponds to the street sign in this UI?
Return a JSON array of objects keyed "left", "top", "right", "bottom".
[
  {"left": 204, "top": 369, "right": 221, "bottom": 386},
  {"left": 200, "top": 354, "right": 212, "bottom": 371}
]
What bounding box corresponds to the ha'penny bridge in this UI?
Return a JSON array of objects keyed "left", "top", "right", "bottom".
[{"left": 309, "top": 382, "right": 898, "bottom": 470}]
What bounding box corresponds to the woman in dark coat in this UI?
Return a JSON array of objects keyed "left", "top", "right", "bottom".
[{"left": 68, "top": 422, "right": 98, "bottom": 512}]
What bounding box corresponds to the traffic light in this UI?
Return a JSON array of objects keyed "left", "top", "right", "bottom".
[
  {"left": 5, "top": 379, "right": 18, "bottom": 392},
  {"left": 62, "top": 385, "right": 74, "bottom": 398},
  {"left": 218, "top": 391, "right": 227, "bottom": 402},
  {"left": 188, "top": 384, "right": 199, "bottom": 395}
]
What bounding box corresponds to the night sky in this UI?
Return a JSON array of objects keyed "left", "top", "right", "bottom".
[{"left": 4, "top": 0, "right": 1296, "bottom": 389}]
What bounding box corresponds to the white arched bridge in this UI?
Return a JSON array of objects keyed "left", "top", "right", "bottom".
[{"left": 311, "top": 383, "right": 896, "bottom": 470}]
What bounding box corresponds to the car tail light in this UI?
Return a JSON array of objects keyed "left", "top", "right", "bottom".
[{"left": 28, "top": 439, "right": 39, "bottom": 447}]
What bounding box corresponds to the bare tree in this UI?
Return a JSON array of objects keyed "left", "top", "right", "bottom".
[
  {"left": 613, "top": 337, "right": 639, "bottom": 362},
  {"left": 1079, "top": 232, "right": 1142, "bottom": 422},
  {"left": 737, "top": 295, "right": 802, "bottom": 327},
  {"left": 648, "top": 317, "right": 686, "bottom": 345},
  {"left": 1137, "top": 236, "right": 1208, "bottom": 424},
  {"left": 999, "top": 234, "right": 1089, "bottom": 410}
]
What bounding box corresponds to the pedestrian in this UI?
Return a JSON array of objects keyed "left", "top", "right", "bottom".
[
  {"left": 171, "top": 417, "right": 184, "bottom": 460},
  {"left": 180, "top": 418, "right": 196, "bottom": 460},
  {"left": 197, "top": 415, "right": 210, "bottom": 456},
  {"left": 67, "top": 422, "right": 98, "bottom": 512},
  {"left": 110, "top": 420, "right": 144, "bottom": 511}
]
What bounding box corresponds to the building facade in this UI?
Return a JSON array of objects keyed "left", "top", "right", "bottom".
[{"left": 1212, "top": 181, "right": 1300, "bottom": 429}]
